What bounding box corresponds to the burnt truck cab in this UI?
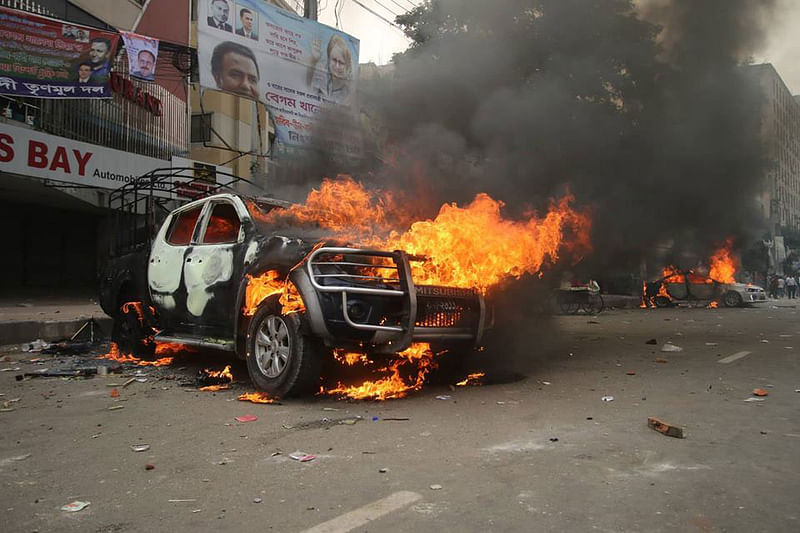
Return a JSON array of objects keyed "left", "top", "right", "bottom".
[{"left": 101, "top": 179, "right": 487, "bottom": 397}]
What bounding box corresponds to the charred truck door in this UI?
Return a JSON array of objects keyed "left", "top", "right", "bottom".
[
  {"left": 149, "top": 203, "right": 204, "bottom": 330},
  {"left": 179, "top": 198, "right": 247, "bottom": 336}
]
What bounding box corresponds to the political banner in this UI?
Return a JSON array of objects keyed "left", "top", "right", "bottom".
[
  {"left": 0, "top": 7, "right": 120, "bottom": 98},
  {"left": 120, "top": 30, "right": 159, "bottom": 82},
  {"left": 197, "top": 0, "right": 360, "bottom": 156}
]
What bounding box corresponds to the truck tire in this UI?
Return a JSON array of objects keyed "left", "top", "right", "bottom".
[
  {"left": 245, "top": 302, "right": 323, "bottom": 398},
  {"left": 428, "top": 341, "right": 471, "bottom": 383},
  {"left": 111, "top": 301, "right": 155, "bottom": 357}
]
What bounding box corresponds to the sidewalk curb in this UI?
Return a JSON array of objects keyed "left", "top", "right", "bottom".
[{"left": 0, "top": 316, "right": 113, "bottom": 347}]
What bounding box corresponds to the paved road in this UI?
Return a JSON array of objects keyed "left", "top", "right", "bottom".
[{"left": 1, "top": 305, "right": 799, "bottom": 532}]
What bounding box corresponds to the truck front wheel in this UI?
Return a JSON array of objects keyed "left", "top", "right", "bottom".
[{"left": 245, "top": 304, "right": 323, "bottom": 398}]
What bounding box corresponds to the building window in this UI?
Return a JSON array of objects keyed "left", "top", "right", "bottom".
[{"left": 191, "top": 113, "right": 212, "bottom": 143}]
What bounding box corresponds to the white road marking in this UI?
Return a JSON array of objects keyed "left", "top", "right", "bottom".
[
  {"left": 301, "top": 491, "right": 422, "bottom": 533},
  {"left": 718, "top": 351, "right": 752, "bottom": 364}
]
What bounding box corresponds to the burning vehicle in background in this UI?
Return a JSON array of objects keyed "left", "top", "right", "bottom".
[
  {"left": 100, "top": 170, "right": 591, "bottom": 398},
  {"left": 643, "top": 267, "right": 766, "bottom": 308},
  {"left": 642, "top": 241, "right": 766, "bottom": 308}
]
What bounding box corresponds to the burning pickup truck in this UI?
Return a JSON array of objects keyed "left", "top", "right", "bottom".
[
  {"left": 100, "top": 172, "right": 487, "bottom": 397},
  {"left": 100, "top": 170, "right": 590, "bottom": 398}
]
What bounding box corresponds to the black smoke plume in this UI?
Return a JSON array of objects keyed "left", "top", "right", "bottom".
[{"left": 340, "top": 0, "right": 776, "bottom": 277}]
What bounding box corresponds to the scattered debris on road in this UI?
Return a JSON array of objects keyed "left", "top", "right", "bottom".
[
  {"left": 130, "top": 444, "right": 150, "bottom": 452},
  {"left": 61, "top": 501, "right": 90, "bottom": 512},
  {"left": 601, "top": 395, "right": 614, "bottom": 402},
  {"left": 234, "top": 415, "right": 258, "bottom": 423},
  {"left": 21, "top": 339, "right": 48, "bottom": 352},
  {"left": 16, "top": 367, "right": 97, "bottom": 380},
  {"left": 646, "top": 339, "right": 658, "bottom": 345},
  {"left": 752, "top": 389, "right": 769, "bottom": 397},
  {"left": 289, "top": 452, "right": 316, "bottom": 462},
  {"left": 661, "top": 343, "right": 684, "bottom": 352},
  {"left": 648, "top": 416, "right": 686, "bottom": 438},
  {"left": 429, "top": 484, "right": 443, "bottom": 490}
]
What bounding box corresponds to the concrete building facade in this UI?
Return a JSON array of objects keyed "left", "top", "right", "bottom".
[
  {"left": 750, "top": 63, "right": 800, "bottom": 233},
  {"left": 0, "top": 0, "right": 298, "bottom": 294}
]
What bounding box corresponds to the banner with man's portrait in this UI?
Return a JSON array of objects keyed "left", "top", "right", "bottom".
[
  {"left": 0, "top": 7, "right": 120, "bottom": 98},
  {"left": 197, "top": 0, "right": 360, "bottom": 156},
  {"left": 120, "top": 31, "right": 159, "bottom": 82}
]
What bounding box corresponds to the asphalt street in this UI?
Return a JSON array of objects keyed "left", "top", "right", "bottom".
[{"left": 1, "top": 304, "right": 799, "bottom": 532}]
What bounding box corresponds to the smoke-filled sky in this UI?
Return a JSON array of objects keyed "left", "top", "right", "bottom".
[
  {"left": 323, "top": 0, "right": 800, "bottom": 94},
  {"left": 327, "top": 0, "right": 779, "bottom": 274}
]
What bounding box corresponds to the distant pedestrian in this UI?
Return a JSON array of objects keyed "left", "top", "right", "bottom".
[
  {"left": 788, "top": 275, "right": 798, "bottom": 299},
  {"left": 777, "top": 276, "right": 786, "bottom": 298},
  {"left": 768, "top": 275, "right": 778, "bottom": 299}
]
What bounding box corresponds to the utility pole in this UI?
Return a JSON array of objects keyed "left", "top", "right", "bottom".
[{"left": 304, "top": 0, "right": 318, "bottom": 21}]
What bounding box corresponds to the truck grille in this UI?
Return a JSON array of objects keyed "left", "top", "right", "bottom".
[{"left": 415, "top": 297, "right": 476, "bottom": 328}]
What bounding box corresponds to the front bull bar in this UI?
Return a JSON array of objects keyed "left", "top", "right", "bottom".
[{"left": 305, "top": 247, "right": 418, "bottom": 352}]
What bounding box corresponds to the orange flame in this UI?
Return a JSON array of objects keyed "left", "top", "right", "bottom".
[
  {"left": 237, "top": 392, "right": 278, "bottom": 404},
  {"left": 663, "top": 266, "right": 684, "bottom": 284},
  {"left": 199, "top": 384, "right": 229, "bottom": 392},
  {"left": 120, "top": 301, "right": 154, "bottom": 325},
  {"left": 256, "top": 178, "right": 591, "bottom": 293},
  {"left": 243, "top": 271, "right": 306, "bottom": 316},
  {"left": 709, "top": 238, "right": 737, "bottom": 284},
  {"left": 252, "top": 176, "right": 416, "bottom": 236},
  {"left": 99, "top": 342, "right": 175, "bottom": 367},
  {"left": 333, "top": 349, "right": 373, "bottom": 366},
  {"left": 657, "top": 282, "right": 672, "bottom": 299},
  {"left": 366, "top": 193, "right": 591, "bottom": 292},
  {"left": 322, "top": 343, "right": 437, "bottom": 400},
  {"left": 202, "top": 364, "right": 233, "bottom": 382},
  {"left": 280, "top": 279, "right": 306, "bottom": 315},
  {"left": 456, "top": 372, "right": 486, "bottom": 386},
  {"left": 154, "top": 342, "right": 191, "bottom": 357},
  {"left": 708, "top": 301, "right": 719, "bottom": 309},
  {"left": 243, "top": 271, "right": 283, "bottom": 316}
]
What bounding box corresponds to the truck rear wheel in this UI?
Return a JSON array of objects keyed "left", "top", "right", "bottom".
[
  {"left": 111, "top": 301, "right": 155, "bottom": 357},
  {"left": 245, "top": 303, "right": 323, "bottom": 398}
]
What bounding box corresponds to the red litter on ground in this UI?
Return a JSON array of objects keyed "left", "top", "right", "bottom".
[
  {"left": 752, "top": 389, "right": 769, "bottom": 397},
  {"left": 289, "top": 452, "right": 316, "bottom": 462},
  {"left": 235, "top": 415, "right": 258, "bottom": 423}
]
